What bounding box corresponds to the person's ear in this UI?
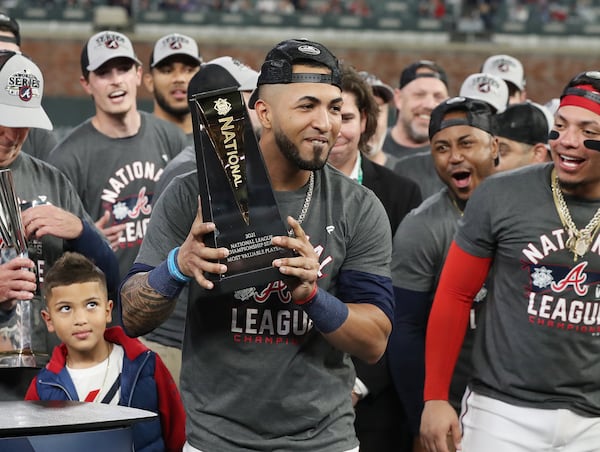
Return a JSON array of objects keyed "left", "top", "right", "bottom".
[{"left": 41, "top": 308, "right": 55, "bottom": 333}]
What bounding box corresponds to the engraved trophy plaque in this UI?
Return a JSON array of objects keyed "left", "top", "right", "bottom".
[
  {"left": 189, "top": 64, "right": 294, "bottom": 295},
  {"left": 0, "top": 169, "right": 36, "bottom": 367}
]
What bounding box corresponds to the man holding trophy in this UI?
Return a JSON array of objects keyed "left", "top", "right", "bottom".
[
  {"left": 120, "top": 39, "right": 394, "bottom": 451},
  {"left": 0, "top": 50, "right": 117, "bottom": 399}
]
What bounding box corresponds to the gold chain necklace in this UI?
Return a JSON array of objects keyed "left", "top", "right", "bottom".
[{"left": 551, "top": 169, "right": 600, "bottom": 261}]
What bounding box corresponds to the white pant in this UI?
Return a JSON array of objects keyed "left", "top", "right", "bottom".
[
  {"left": 184, "top": 441, "right": 359, "bottom": 452},
  {"left": 460, "top": 390, "right": 600, "bottom": 452}
]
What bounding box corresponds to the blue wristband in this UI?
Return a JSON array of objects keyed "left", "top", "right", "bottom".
[
  {"left": 301, "top": 288, "right": 349, "bottom": 334},
  {"left": 167, "top": 247, "right": 192, "bottom": 283},
  {"left": 148, "top": 260, "right": 186, "bottom": 299}
]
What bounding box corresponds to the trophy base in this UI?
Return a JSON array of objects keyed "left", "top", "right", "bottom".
[{"left": 0, "top": 349, "right": 45, "bottom": 368}]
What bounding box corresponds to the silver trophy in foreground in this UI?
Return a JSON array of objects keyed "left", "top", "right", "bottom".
[{"left": 0, "top": 169, "right": 35, "bottom": 367}]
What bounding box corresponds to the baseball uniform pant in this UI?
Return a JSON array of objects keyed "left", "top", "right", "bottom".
[{"left": 460, "top": 389, "right": 600, "bottom": 451}]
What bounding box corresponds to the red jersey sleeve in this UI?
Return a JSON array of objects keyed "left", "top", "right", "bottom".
[{"left": 424, "top": 241, "right": 492, "bottom": 401}]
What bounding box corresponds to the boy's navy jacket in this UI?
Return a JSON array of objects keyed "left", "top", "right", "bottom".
[{"left": 25, "top": 326, "right": 186, "bottom": 452}]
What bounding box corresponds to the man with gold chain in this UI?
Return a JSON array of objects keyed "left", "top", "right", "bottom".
[{"left": 420, "top": 71, "right": 600, "bottom": 452}]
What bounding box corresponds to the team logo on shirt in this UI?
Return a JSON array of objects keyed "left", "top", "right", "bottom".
[
  {"left": 523, "top": 231, "right": 600, "bottom": 334},
  {"left": 230, "top": 239, "right": 334, "bottom": 345}
]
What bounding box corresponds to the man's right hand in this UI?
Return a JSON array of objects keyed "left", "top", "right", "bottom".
[
  {"left": 420, "top": 400, "right": 461, "bottom": 452},
  {"left": 177, "top": 198, "right": 229, "bottom": 290},
  {"left": 0, "top": 257, "right": 36, "bottom": 310}
]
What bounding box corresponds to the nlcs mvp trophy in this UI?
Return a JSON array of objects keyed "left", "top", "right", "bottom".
[
  {"left": 0, "top": 169, "right": 36, "bottom": 367},
  {"left": 189, "top": 64, "right": 294, "bottom": 295}
]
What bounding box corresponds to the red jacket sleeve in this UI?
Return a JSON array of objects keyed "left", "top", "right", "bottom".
[
  {"left": 24, "top": 376, "right": 40, "bottom": 401},
  {"left": 423, "top": 241, "right": 492, "bottom": 401},
  {"left": 154, "top": 354, "right": 186, "bottom": 452}
]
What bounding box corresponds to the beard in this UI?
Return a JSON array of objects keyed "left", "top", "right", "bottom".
[
  {"left": 274, "top": 128, "right": 330, "bottom": 171},
  {"left": 402, "top": 117, "right": 429, "bottom": 144},
  {"left": 155, "top": 90, "right": 190, "bottom": 118}
]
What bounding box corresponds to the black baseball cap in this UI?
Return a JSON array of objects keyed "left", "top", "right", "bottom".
[
  {"left": 429, "top": 96, "right": 495, "bottom": 140},
  {"left": 0, "top": 12, "right": 20, "bottom": 46},
  {"left": 248, "top": 38, "right": 341, "bottom": 109},
  {"left": 495, "top": 102, "right": 550, "bottom": 145},
  {"left": 400, "top": 60, "right": 448, "bottom": 89}
]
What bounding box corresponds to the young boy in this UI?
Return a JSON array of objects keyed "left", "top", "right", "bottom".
[{"left": 25, "top": 252, "right": 185, "bottom": 452}]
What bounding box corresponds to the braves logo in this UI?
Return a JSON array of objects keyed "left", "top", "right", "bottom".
[
  {"left": 18, "top": 86, "right": 32, "bottom": 102},
  {"left": 105, "top": 38, "right": 120, "bottom": 49},
  {"left": 128, "top": 187, "right": 151, "bottom": 219},
  {"left": 255, "top": 280, "right": 292, "bottom": 304},
  {"left": 478, "top": 82, "right": 491, "bottom": 93},
  {"left": 551, "top": 262, "right": 589, "bottom": 296}
]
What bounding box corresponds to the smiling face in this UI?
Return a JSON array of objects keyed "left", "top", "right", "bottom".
[
  {"left": 430, "top": 111, "right": 498, "bottom": 206},
  {"left": 81, "top": 57, "right": 141, "bottom": 118},
  {"left": 257, "top": 64, "right": 343, "bottom": 171},
  {"left": 329, "top": 91, "right": 365, "bottom": 174},
  {"left": 42, "top": 281, "right": 113, "bottom": 364},
  {"left": 550, "top": 105, "right": 600, "bottom": 199},
  {"left": 393, "top": 76, "right": 448, "bottom": 145}
]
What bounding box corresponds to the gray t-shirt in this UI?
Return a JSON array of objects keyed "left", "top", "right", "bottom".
[
  {"left": 135, "top": 164, "right": 393, "bottom": 451},
  {"left": 21, "top": 128, "right": 57, "bottom": 162},
  {"left": 0, "top": 153, "right": 99, "bottom": 399},
  {"left": 382, "top": 128, "right": 430, "bottom": 159},
  {"left": 392, "top": 187, "right": 485, "bottom": 409},
  {"left": 456, "top": 163, "right": 600, "bottom": 416},
  {"left": 48, "top": 111, "right": 187, "bottom": 279},
  {"left": 393, "top": 150, "right": 445, "bottom": 200}
]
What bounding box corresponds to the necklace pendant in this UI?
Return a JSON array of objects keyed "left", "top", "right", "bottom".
[{"left": 575, "top": 234, "right": 591, "bottom": 258}]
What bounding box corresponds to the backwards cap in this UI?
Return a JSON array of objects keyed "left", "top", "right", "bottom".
[
  {"left": 150, "top": 33, "right": 202, "bottom": 68},
  {"left": 495, "top": 102, "right": 551, "bottom": 145},
  {"left": 429, "top": 96, "right": 494, "bottom": 140},
  {"left": 400, "top": 60, "right": 448, "bottom": 89},
  {"left": 481, "top": 54, "right": 525, "bottom": 91},
  {"left": 0, "top": 50, "right": 52, "bottom": 130},
  {"left": 559, "top": 70, "right": 600, "bottom": 116},
  {"left": 0, "top": 12, "right": 19, "bottom": 46},
  {"left": 459, "top": 72, "right": 509, "bottom": 113},
  {"left": 81, "top": 30, "right": 141, "bottom": 73},
  {"left": 248, "top": 38, "right": 341, "bottom": 108}
]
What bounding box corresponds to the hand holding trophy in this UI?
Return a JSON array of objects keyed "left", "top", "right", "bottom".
[{"left": 0, "top": 169, "right": 36, "bottom": 367}]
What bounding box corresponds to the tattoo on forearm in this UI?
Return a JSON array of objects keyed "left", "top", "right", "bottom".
[{"left": 120, "top": 272, "right": 177, "bottom": 337}]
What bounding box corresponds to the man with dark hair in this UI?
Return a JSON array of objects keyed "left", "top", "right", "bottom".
[
  {"left": 420, "top": 71, "right": 600, "bottom": 451},
  {"left": 143, "top": 33, "right": 202, "bottom": 143},
  {"left": 494, "top": 101, "right": 553, "bottom": 172},
  {"left": 48, "top": 30, "right": 187, "bottom": 280},
  {"left": 120, "top": 38, "right": 394, "bottom": 452},
  {"left": 389, "top": 97, "right": 499, "bottom": 451}
]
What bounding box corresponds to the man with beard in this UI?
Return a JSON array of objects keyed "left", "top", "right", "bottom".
[
  {"left": 383, "top": 60, "right": 449, "bottom": 159},
  {"left": 388, "top": 97, "right": 499, "bottom": 452},
  {"left": 143, "top": 32, "right": 202, "bottom": 145},
  {"left": 120, "top": 38, "right": 394, "bottom": 452}
]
